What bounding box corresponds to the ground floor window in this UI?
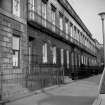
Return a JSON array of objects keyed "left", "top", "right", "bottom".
[
  {"left": 61, "top": 49, "right": 64, "bottom": 66},
  {"left": 66, "top": 50, "right": 69, "bottom": 68},
  {"left": 71, "top": 52, "right": 74, "bottom": 66},
  {"left": 12, "top": 36, "right": 20, "bottom": 68},
  {"left": 78, "top": 54, "right": 81, "bottom": 67},
  {"left": 42, "top": 43, "right": 47, "bottom": 63},
  {"left": 81, "top": 55, "right": 83, "bottom": 64},
  {"left": 52, "top": 46, "right": 56, "bottom": 64}
]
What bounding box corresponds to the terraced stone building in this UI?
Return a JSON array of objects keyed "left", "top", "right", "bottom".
[{"left": 0, "top": 0, "right": 98, "bottom": 100}]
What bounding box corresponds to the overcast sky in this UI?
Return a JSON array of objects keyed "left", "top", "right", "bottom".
[{"left": 68, "top": 0, "right": 105, "bottom": 44}]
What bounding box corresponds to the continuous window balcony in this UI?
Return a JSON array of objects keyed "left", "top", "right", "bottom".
[{"left": 27, "top": 4, "right": 96, "bottom": 57}]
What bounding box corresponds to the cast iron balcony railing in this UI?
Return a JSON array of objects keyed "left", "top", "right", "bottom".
[{"left": 27, "top": 8, "right": 96, "bottom": 56}]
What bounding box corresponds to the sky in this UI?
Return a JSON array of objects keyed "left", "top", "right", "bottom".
[{"left": 68, "top": 0, "right": 105, "bottom": 44}]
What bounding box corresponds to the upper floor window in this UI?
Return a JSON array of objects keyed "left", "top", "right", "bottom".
[
  {"left": 70, "top": 23, "right": 73, "bottom": 37},
  {"left": 65, "top": 18, "right": 69, "bottom": 39},
  {"left": 83, "top": 35, "right": 85, "bottom": 45},
  {"left": 80, "top": 33, "right": 82, "bottom": 43},
  {"left": 13, "top": 0, "right": 20, "bottom": 17},
  {"left": 42, "top": 43, "right": 47, "bottom": 63},
  {"left": 77, "top": 30, "right": 80, "bottom": 41},
  {"left": 59, "top": 13, "right": 63, "bottom": 31},
  {"left": 12, "top": 36, "right": 20, "bottom": 68},
  {"left": 28, "top": 0, "right": 35, "bottom": 20},
  {"left": 85, "top": 38, "right": 87, "bottom": 46},
  {"left": 51, "top": 5, "right": 56, "bottom": 32},
  {"left": 74, "top": 26, "right": 76, "bottom": 39},
  {"left": 42, "top": 2, "right": 47, "bottom": 27},
  {"left": 52, "top": 46, "right": 56, "bottom": 64}
]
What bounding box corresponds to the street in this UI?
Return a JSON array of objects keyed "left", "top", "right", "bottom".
[{"left": 6, "top": 74, "right": 102, "bottom": 105}]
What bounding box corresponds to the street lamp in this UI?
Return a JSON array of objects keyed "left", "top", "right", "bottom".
[
  {"left": 98, "top": 12, "right": 105, "bottom": 93},
  {"left": 98, "top": 12, "right": 105, "bottom": 66}
]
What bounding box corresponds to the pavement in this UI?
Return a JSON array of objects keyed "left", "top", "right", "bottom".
[{"left": 6, "top": 74, "right": 102, "bottom": 105}]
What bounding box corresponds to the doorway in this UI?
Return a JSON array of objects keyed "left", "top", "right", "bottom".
[{"left": 28, "top": 37, "right": 34, "bottom": 73}]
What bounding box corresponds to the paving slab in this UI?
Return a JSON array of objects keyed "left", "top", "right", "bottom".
[{"left": 6, "top": 74, "right": 101, "bottom": 105}]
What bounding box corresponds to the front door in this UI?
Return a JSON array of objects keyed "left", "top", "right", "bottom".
[
  {"left": 28, "top": 37, "right": 34, "bottom": 74},
  {"left": 29, "top": 42, "right": 32, "bottom": 73}
]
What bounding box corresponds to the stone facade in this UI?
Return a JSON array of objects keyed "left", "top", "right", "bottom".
[
  {"left": 0, "top": 0, "right": 99, "bottom": 100},
  {"left": 0, "top": 0, "right": 27, "bottom": 98}
]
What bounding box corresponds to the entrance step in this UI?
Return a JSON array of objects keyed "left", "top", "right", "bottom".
[{"left": 64, "top": 76, "right": 73, "bottom": 84}]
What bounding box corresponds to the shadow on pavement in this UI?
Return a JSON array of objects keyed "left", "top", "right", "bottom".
[{"left": 37, "top": 91, "right": 96, "bottom": 105}]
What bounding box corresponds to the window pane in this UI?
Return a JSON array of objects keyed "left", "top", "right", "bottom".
[
  {"left": 13, "top": 0, "right": 20, "bottom": 17},
  {"left": 67, "top": 50, "right": 69, "bottom": 68},
  {"left": 13, "top": 36, "right": 20, "bottom": 50},
  {"left": 42, "top": 43, "right": 47, "bottom": 63},
  {"left": 28, "top": 0, "right": 35, "bottom": 20},
  {"left": 53, "top": 47, "right": 56, "bottom": 64},
  {"left": 42, "top": 2, "right": 47, "bottom": 27},
  {"left": 65, "top": 22, "right": 68, "bottom": 39},
  {"left": 13, "top": 51, "right": 19, "bottom": 67},
  {"left": 60, "top": 17, "right": 63, "bottom": 31},
  {"left": 70, "top": 24, "right": 73, "bottom": 37},
  {"left": 42, "top": 3, "right": 46, "bottom": 19},
  {"left": 52, "top": 11, "right": 56, "bottom": 32},
  {"left": 61, "top": 49, "right": 64, "bottom": 65}
]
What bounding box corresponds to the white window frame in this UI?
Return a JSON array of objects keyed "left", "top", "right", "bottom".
[
  {"left": 65, "top": 21, "right": 69, "bottom": 39},
  {"left": 42, "top": 2, "right": 47, "bottom": 27},
  {"left": 59, "top": 16, "right": 63, "bottom": 31},
  {"left": 28, "top": 0, "right": 35, "bottom": 20},
  {"left": 52, "top": 46, "right": 56, "bottom": 64},
  {"left": 13, "top": 0, "right": 20, "bottom": 17},
  {"left": 12, "top": 36, "right": 20, "bottom": 68},
  {"left": 77, "top": 30, "right": 80, "bottom": 41},
  {"left": 42, "top": 43, "right": 47, "bottom": 63},
  {"left": 70, "top": 23, "right": 73, "bottom": 37},
  {"left": 66, "top": 50, "right": 69, "bottom": 68},
  {"left": 74, "top": 27, "right": 77, "bottom": 39},
  {"left": 81, "top": 55, "right": 84, "bottom": 64},
  {"left": 61, "top": 49, "right": 64, "bottom": 66},
  {"left": 51, "top": 10, "right": 56, "bottom": 32}
]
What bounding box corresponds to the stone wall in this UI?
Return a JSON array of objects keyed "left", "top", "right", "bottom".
[{"left": 0, "top": 11, "right": 28, "bottom": 98}]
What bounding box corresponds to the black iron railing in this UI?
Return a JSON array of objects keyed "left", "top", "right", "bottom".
[
  {"left": 0, "top": 54, "right": 103, "bottom": 100},
  {"left": 0, "top": 54, "right": 64, "bottom": 100},
  {"left": 70, "top": 65, "right": 104, "bottom": 80},
  {"left": 25, "top": 63, "right": 64, "bottom": 90}
]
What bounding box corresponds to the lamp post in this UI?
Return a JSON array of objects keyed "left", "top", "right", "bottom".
[
  {"left": 98, "top": 12, "right": 105, "bottom": 93},
  {"left": 99, "top": 12, "right": 105, "bottom": 67}
]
